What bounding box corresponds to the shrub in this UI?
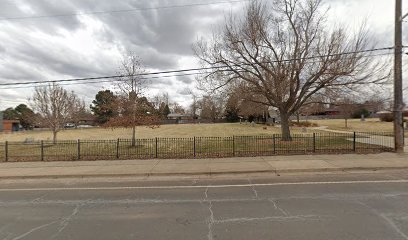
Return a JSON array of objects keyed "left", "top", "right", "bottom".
[
  {"left": 379, "top": 113, "right": 408, "bottom": 122},
  {"left": 290, "top": 121, "right": 318, "bottom": 127},
  {"left": 352, "top": 108, "right": 370, "bottom": 119},
  {"left": 379, "top": 113, "right": 394, "bottom": 122}
]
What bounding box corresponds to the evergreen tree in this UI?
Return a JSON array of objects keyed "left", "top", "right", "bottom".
[{"left": 90, "top": 90, "right": 117, "bottom": 124}]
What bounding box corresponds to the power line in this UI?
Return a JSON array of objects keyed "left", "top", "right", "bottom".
[
  {"left": 0, "top": 71, "right": 208, "bottom": 90},
  {"left": 0, "top": 46, "right": 396, "bottom": 89},
  {"left": 0, "top": 0, "right": 250, "bottom": 21},
  {"left": 0, "top": 69, "right": 203, "bottom": 87}
]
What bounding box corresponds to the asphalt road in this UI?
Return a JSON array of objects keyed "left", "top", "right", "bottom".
[{"left": 0, "top": 171, "right": 408, "bottom": 240}]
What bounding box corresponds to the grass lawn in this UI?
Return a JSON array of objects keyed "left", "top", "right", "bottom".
[
  {"left": 309, "top": 118, "right": 395, "bottom": 133},
  {"left": 0, "top": 123, "right": 321, "bottom": 142}
]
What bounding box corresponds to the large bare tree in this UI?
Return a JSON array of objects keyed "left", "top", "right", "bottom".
[
  {"left": 194, "top": 0, "right": 388, "bottom": 140},
  {"left": 31, "top": 83, "right": 80, "bottom": 143}
]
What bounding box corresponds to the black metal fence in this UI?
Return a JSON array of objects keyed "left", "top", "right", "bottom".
[{"left": 0, "top": 132, "right": 394, "bottom": 162}]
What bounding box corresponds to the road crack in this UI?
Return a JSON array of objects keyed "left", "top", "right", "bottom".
[
  {"left": 10, "top": 220, "right": 59, "bottom": 240},
  {"left": 30, "top": 194, "right": 47, "bottom": 204},
  {"left": 269, "top": 199, "right": 289, "bottom": 216},
  {"left": 207, "top": 200, "right": 214, "bottom": 240},
  {"left": 49, "top": 203, "right": 84, "bottom": 239},
  {"left": 215, "top": 215, "right": 322, "bottom": 224},
  {"left": 356, "top": 200, "right": 408, "bottom": 240},
  {"left": 248, "top": 179, "right": 258, "bottom": 199}
]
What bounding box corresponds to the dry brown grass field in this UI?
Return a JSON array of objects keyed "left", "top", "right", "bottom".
[
  {"left": 309, "top": 118, "right": 395, "bottom": 132},
  {"left": 0, "top": 119, "right": 400, "bottom": 143},
  {"left": 0, "top": 123, "right": 318, "bottom": 142}
]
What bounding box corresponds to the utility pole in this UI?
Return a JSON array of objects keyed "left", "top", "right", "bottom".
[{"left": 394, "top": 0, "right": 404, "bottom": 153}]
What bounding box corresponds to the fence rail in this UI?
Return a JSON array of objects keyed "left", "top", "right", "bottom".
[{"left": 0, "top": 132, "right": 394, "bottom": 162}]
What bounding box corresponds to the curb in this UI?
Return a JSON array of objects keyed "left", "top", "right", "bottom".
[
  {"left": 276, "top": 166, "right": 408, "bottom": 173},
  {"left": 1, "top": 166, "right": 408, "bottom": 180}
]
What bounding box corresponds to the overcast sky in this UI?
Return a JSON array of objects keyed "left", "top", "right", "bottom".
[{"left": 0, "top": 0, "right": 406, "bottom": 110}]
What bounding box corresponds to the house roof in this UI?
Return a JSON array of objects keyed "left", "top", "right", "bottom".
[
  {"left": 376, "top": 111, "right": 392, "bottom": 114},
  {"left": 167, "top": 113, "right": 192, "bottom": 118},
  {"left": 3, "top": 120, "right": 20, "bottom": 123}
]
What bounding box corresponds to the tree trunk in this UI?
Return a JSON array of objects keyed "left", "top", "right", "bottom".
[
  {"left": 52, "top": 130, "right": 57, "bottom": 144},
  {"left": 280, "top": 112, "right": 292, "bottom": 141},
  {"left": 131, "top": 102, "right": 136, "bottom": 147},
  {"left": 131, "top": 125, "right": 136, "bottom": 147}
]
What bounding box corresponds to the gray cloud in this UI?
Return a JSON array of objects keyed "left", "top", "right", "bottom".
[
  {"left": 0, "top": 45, "right": 5, "bottom": 53},
  {"left": 175, "top": 75, "right": 194, "bottom": 84},
  {"left": 0, "top": 0, "right": 400, "bottom": 109},
  {"left": 1, "top": 0, "right": 82, "bottom": 33},
  {"left": 177, "top": 87, "right": 192, "bottom": 96},
  {"left": 95, "top": 0, "right": 226, "bottom": 57}
]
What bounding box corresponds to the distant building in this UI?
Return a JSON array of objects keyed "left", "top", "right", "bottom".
[
  {"left": 2, "top": 120, "right": 21, "bottom": 132},
  {"left": 77, "top": 116, "right": 97, "bottom": 126},
  {"left": 167, "top": 113, "right": 194, "bottom": 124},
  {"left": 0, "top": 112, "right": 21, "bottom": 132},
  {"left": 320, "top": 107, "right": 341, "bottom": 116}
]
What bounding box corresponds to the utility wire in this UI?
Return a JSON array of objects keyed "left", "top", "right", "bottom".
[
  {"left": 0, "top": 71, "right": 209, "bottom": 90},
  {"left": 0, "top": 0, "right": 250, "bottom": 21},
  {"left": 0, "top": 46, "right": 396, "bottom": 88}
]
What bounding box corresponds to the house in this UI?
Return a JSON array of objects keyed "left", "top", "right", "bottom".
[
  {"left": 76, "top": 116, "right": 97, "bottom": 126},
  {"left": 2, "top": 120, "right": 21, "bottom": 132},
  {"left": 321, "top": 107, "right": 341, "bottom": 116},
  {"left": 0, "top": 112, "right": 20, "bottom": 132},
  {"left": 167, "top": 113, "right": 194, "bottom": 124}
]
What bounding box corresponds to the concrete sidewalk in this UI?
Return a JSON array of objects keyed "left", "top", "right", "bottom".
[{"left": 0, "top": 152, "right": 407, "bottom": 179}]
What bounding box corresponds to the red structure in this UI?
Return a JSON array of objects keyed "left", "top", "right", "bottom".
[{"left": 2, "top": 120, "right": 20, "bottom": 132}]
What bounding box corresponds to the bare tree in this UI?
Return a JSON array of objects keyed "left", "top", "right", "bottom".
[
  {"left": 189, "top": 96, "right": 199, "bottom": 119},
  {"left": 199, "top": 95, "right": 225, "bottom": 121},
  {"left": 188, "top": 91, "right": 199, "bottom": 119},
  {"left": 170, "top": 103, "right": 186, "bottom": 114},
  {"left": 151, "top": 92, "right": 169, "bottom": 109},
  {"left": 31, "top": 83, "right": 78, "bottom": 143},
  {"left": 106, "top": 96, "right": 159, "bottom": 141},
  {"left": 109, "top": 55, "right": 158, "bottom": 146},
  {"left": 363, "top": 95, "right": 387, "bottom": 114},
  {"left": 335, "top": 99, "right": 355, "bottom": 128},
  {"left": 229, "top": 85, "right": 268, "bottom": 121},
  {"left": 194, "top": 0, "right": 388, "bottom": 140},
  {"left": 69, "top": 97, "right": 87, "bottom": 127}
]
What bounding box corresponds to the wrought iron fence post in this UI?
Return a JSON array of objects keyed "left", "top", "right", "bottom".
[
  {"left": 77, "top": 139, "right": 81, "bottom": 160},
  {"left": 41, "top": 140, "right": 44, "bottom": 161},
  {"left": 5, "top": 141, "right": 8, "bottom": 162},
  {"left": 313, "top": 133, "right": 316, "bottom": 153},
  {"left": 193, "top": 137, "right": 196, "bottom": 158},
  {"left": 232, "top": 136, "right": 235, "bottom": 156},
  {"left": 353, "top": 132, "right": 356, "bottom": 152},
  {"left": 116, "top": 138, "right": 120, "bottom": 159},
  {"left": 273, "top": 134, "right": 276, "bottom": 155},
  {"left": 155, "top": 137, "right": 158, "bottom": 158}
]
